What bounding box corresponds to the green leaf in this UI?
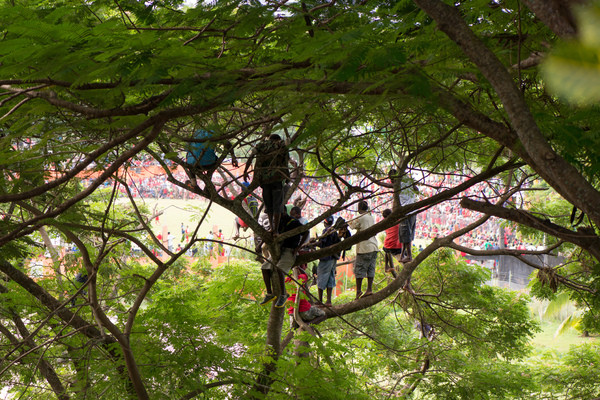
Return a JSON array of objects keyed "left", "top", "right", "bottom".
[
  {"left": 543, "top": 4, "right": 600, "bottom": 104},
  {"left": 543, "top": 292, "right": 571, "bottom": 319},
  {"left": 543, "top": 46, "right": 600, "bottom": 105},
  {"left": 553, "top": 314, "right": 581, "bottom": 339}
]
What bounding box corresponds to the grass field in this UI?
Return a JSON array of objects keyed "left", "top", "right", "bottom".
[
  {"left": 141, "top": 198, "right": 432, "bottom": 246},
  {"left": 530, "top": 320, "right": 597, "bottom": 352},
  {"left": 140, "top": 198, "right": 239, "bottom": 243}
]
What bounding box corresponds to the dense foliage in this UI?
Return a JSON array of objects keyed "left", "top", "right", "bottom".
[{"left": 1, "top": 0, "right": 600, "bottom": 398}]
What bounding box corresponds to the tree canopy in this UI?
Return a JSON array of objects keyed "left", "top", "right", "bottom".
[{"left": 1, "top": 0, "right": 600, "bottom": 399}]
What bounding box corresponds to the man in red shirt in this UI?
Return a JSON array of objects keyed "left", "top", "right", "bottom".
[
  {"left": 382, "top": 209, "right": 402, "bottom": 273},
  {"left": 285, "top": 272, "right": 326, "bottom": 327},
  {"left": 156, "top": 233, "right": 164, "bottom": 256}
]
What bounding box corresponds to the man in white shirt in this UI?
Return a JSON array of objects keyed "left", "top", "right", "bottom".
[
  {"left": 167, "top": 232, "right": 175, "bottom": 252},
  {"left": 348, "top": 200, "right": 378, "bottom": 299},
  {"left": 206, "top": 231, "right": 214, "bottom": 255}
]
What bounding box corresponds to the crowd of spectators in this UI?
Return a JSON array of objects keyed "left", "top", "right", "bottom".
[
  {"left": 78, "top": 160, "right": 538, "bottom": 252},
  {"left": 294, "top": 173, "right": 534, "bottom": 251}
]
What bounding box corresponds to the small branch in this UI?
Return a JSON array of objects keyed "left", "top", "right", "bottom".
[
  {"left": 114, "top": 0, "right": 140, "bottom": 33},
  {"left": 178, "top": 379, "right": 237, "bottom": 400},
  {"left": 511, "top": 51, "right": 545, "bottom": 70},
  {"left": 183, "top": 15, "right": 218, "bottom": 46},
  {"left": 0, "top": 97, "right": 31, "bottom": 121}
]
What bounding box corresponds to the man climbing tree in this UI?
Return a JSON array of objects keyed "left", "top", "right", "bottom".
[
  {"left": 185, "top": 128, "right": 238, "bottom": 186},
  {"left": 243, "top": 134, "right": 290, "bottom": 236}
]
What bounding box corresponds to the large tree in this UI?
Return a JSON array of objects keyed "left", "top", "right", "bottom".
[{"left": 1, "top": 0, "right": 599, "bottom": 398}]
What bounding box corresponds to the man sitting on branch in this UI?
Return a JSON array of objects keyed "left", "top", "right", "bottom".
[{"left": 258, "top": 206, "right": 309, "bottom": 308}]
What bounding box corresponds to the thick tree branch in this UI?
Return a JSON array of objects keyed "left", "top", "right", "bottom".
[
  {"left": 522, "top": 0, "right": 582, "bottom": 39},
  {"left": 461, "top": 197, "right": 600, "bottom": 261},
  {"left": 0, "top": 85, "right": 170, "bottom": 119}
]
